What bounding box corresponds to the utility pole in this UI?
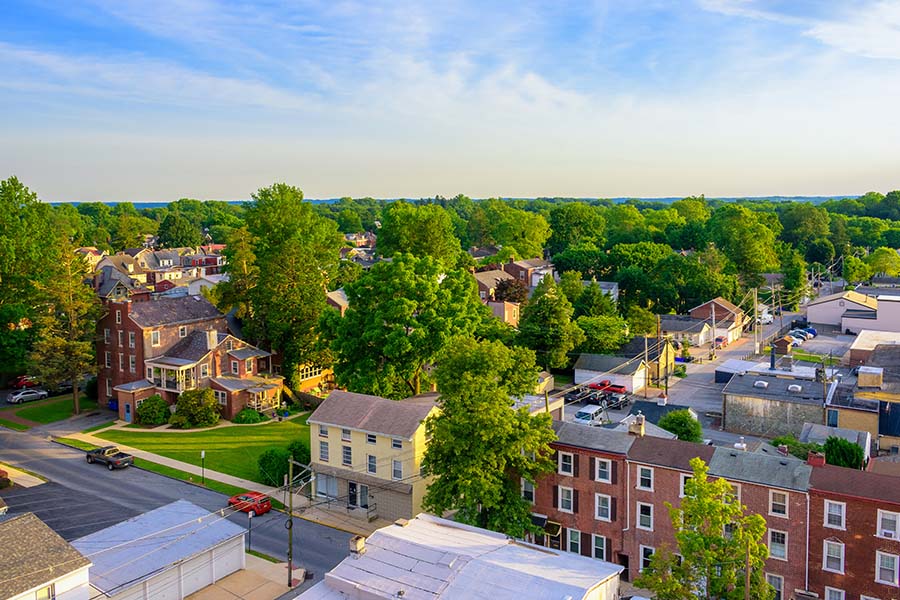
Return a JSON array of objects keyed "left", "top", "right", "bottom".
[
  {"left": 288, "top": 458, "right": 294, "bottom": 588},
  {"left": 643, "top": 336, "right": 649, "bottom": 398},
  {"left": 777, "top": 290, "right": 784, "bottom": 332},
  {"left": 744, "top": 539, "right": 751, "bottom": 600},
  {"left": 710, "top": 303, "right": 716, "bottom": 360},
  {"left": 753, "top": 287, "right": 759, "bottom": 354}
]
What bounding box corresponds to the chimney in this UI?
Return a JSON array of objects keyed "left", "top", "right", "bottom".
[
  {"left": 733, "top": 436, "right": 748, "bottom": 451},
  {"left": 777, "top": 444, "right": 789, "bottom": 456},
  {"left": 807, "top": 451, "right": 826, "bottom": 467},
  {"left": 657, "top": 393, "right": 667, "bottom": 407},
  {"left": 207, "top": 330, "right": 218, "bottom": 351},
  {"left": 629, "top": 413, "right": 646, "bottom": 437},
  {"left": 349, "top": 535, "right": 366, "bottom": 556}
]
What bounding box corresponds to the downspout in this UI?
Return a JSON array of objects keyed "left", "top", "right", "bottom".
[{"left": 805, "top": 490, "right": 810, "bottom": 592}]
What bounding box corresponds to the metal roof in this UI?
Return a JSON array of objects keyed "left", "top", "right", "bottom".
[{"left": 71, "top": 500, "right": 244, "bottom": 596}]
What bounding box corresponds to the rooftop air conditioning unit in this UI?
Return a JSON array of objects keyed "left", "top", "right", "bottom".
[
  {"left": 788, "top": 384, "right": 803, "bottom": 393},
  {"left": 753, "top": 381, "right": 768, "bottom": 389}
]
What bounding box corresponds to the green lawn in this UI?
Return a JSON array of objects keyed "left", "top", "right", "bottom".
[
  {"left": 14, "top": 396, "right": 98, "bottom": 424},
  {"left": 98, "top": 418, "right": 310, "bottom": 484},
  {"left": 0, "top": 418, "right": 29, "bottom": 431},
  {"left": 55, "top": 437, "right": 98, "bottom": 451},
  {"left": 82, "top": 420, "right": 116, "bottom": 433}
]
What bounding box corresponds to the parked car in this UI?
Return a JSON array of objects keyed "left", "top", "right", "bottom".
[
  {"left": 86, "top": 446, "right": 134, "bottom": 470},
  {"left": 803, "top": 327, "right": 818, "bottom": 337},
  {"left": 10, "top": 375, "right": 39, "bottom": 389},
  {"left": 564, "top": 387, "right": 592, "bottom": 403},
  {"left": 603, "top": 393, "right": 631, "bottom": 410},
  {"left": 714, "top": 336, "right": 728, "bottom": 349},
  {"left": 789, "top": 329, "right": 813, "bottom": 340},
  {"left": 757, "top": 314, "right": 774, "bottom": 325},
  {"left": 228, "top": 491, "right": 272, "bottom": 517},
  {"left": 573, "top": 404, "right": 606, "bottom": 426},
  {"left": 6, "top": 388, "right": 48, "bottom": 404},
  {"left": 587, "top": 381, "right": 628, "bottom": 395}
]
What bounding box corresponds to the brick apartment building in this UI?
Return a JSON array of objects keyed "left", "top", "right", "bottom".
[{"left": 531, "top": 421, "right": 900, "bottom": 600}]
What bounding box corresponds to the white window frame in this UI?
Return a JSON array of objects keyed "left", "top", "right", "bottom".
[
  {"left": 319, "top": 441, "right": 329, "bottom": 462},
  {"left": 118, "top": 353, "right": 124, "bottom": 371},
  {"left": 115, "top": 310, "right": 121, "bottom": 324},
  {"left": 824, "top": 588, "right": 845, "bottom": 600},
  {"left": 118, "top": 330, "right": 124, "bottom": 347},
  {"left": 823, "top": 540, "right": 845, "bottom": 574},
  {"left": 567, "top": 528, "right": 581, "bottom": 554},
  {"left": 342, "top": 445, "right": 352, "bottom": 466},
  {"left": 199, "top": 363, "right": 209, "bottom": 378},
  {"left": 129, "top": 331, "right": 135, "bottom": 348},
  {"left": 765, "top": 574, "right": 783, "bottom": 600},
  {"left": 522, "top": 478, "right": 535, "bottom": 503},
  {"left": 392, "top": 459, "right": 402, "bottom": 481},
  {"left": 558, "top": 452, "right": 574, "bottom": 475},
  {"left": 860, "top": 596, "right": 880, "bottom": 600},
  {"left": 179, "top": 325, "right": 187, "bottom": 338},
  {"left": 151, "top": 330, "right": 160, "bottom": 347},
  {"left": 595, "top": 458, "right": 611, "bottom": 482},
  {"left": 366, "top": 433, "right": 376, "bottom": 445},
  {"left": 245, "top": 358, "right": 253, "bottom": 372},
  {"left": 769, "top": 490, "right": 788, "bottom": 518},
  {"left": 392, "top": 438, "right": 402, "bottom": 449},
  {"left": 230, "top": 360, "right": 239, "bottom": 375},
  {"left": 592, "top": 534, "right": 607, "bottom": 561},
  {"left": 878, "top": 509, "right": 899, "bottom": 539},
  {"left": 104, "top": 328, "right": 110, "bottom": 343},
  {"left": 341, "top": 428, "right": 352, "bottom": 442},
  {"left": 637, "top": 466, "right": 654, "bottom": 491},
  {"left": 825, "top": 500, "right": 846, "bottom": 530},
  {"left": 640, "top": 545, "right": 655, "bottom": 572},
  {"left": 146, "top": 366, "right": 153, "bottom": 379},
  {"left": 768, "top": 529, "right": 788, "bottom": 561},
  {"left": 559, "top": 486, "right": 574, "bottom": 513},
  {"left": 876, "top": 551, "right": 899, "bottom": 586},
  {"left": 129, "top": 355, "right": 136, "bottom": 373},
  {"left": 595, "top": 493, "right": 612, "bottom": 522},
  {"left": 680, "top": 474, "right": 691, "bottom": 498},
  {"left": 318, "top": 424, "right": 328, "bottom": 437},
  {"left": 213, "top": 390, "right": 227, "bottom": 406},
  {"left": 105, "top": 378, "right": 111, "bottom": 397},
  {"left": 105, "top": 351, "right": 111, "bottom": 368},
  {"left": 637, "top": 502, "right": 654, "bottom": 531},
  {"left": 367, "top": 454, "right": 376, "bottom": 474}
]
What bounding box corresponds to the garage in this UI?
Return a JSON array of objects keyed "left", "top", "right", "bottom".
[
  {"left": 72, "top": 499, "right": 246, "bottom": 600},
  {"left": 573, "top": 354, "right": 648, "bottom": 393}
]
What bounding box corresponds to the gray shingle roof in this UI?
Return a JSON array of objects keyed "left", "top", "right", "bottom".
[
  {"left": 628, "top": 436, "right": 715, "bottom": 471},
  {"left": 308, "top": 390, "right": 437, "bottom": 439},
  {"left": 722, "top": 374, "right": 826, "bottom": 405},
  {"left": 657, "top": 314, "right": 710, "bottom": 333},
  {"left": 228, "top": 347, "right": 270, "bottom": 361},
  {"left": 128, "top": 296, "right": 223, "bottom": 328},
  {"left": 163, "top": 330, "right": 215, "bottom": 362},
  {"left": 473, "top": 269, "right": 514, "bottom": 289},
  {"left": 0, "top": 513, "right": 91, "bottom": 599},
  {"left": 574, "top": 354, "right": 644, "bottom": 375},
  {"left": 709, "top": 447, "right": 812, "bottom": 492},
  {"left": 552, "top": 421, "right": 635, "bottom": 455}
]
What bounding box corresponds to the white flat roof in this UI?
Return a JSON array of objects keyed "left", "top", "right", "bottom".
[{"left": 849, "top": 329, "right": 900, "bottom": 351}]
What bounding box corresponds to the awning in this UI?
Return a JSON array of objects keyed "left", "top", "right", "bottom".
[
  {"left": 544, "top": 520, "right": 561, "bottom": 538},
  {"left": 530, "top": 514, "right": 547, "bottom": 529}
]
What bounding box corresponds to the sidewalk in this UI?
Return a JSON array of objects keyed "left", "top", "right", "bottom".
[
  {"left": 0, "top": 462, "right": 46, "bottom": 488},
  {"left": 62, "top": 431, "right": 389, "bottom": 537}
]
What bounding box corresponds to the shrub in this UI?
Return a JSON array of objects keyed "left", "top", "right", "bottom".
[
  {"left": 174, "top": 388, "right": 219, "bottom": 428},
  {"left": 287, "top": 440, "right": 311, "bottom": 465},
  {"left": 85, "top": 376, "right": 98, "bottom": 400},
  {"left": 232, "top": 408, "right": 265, "bottom": 424},
  {"left": 136, "top": 394, "right": 169, "bottom": 426},
  {"left": 771, "top": 434, "right": 822, "bottom": 460},
  {"left": 258, "top": 448, "right": 291, "bottom": 487},
  {"left": 673, "top": 365, "right": 687, "bottom": 378},
  {"left": 658, "top": 409, "right": 703, "bottom": 443},
  {"left": 167, "top": 413, "right": 190, "bottom": 429},
  {"left": 824, "top": 436, "right": 864, "bottom": 469}
]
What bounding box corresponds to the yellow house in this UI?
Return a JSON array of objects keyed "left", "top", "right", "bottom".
[{"left": 307, "top": 390, "right": 439, "bottom": 523}]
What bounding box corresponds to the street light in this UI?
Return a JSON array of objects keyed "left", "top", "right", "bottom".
[{"left": 201, "top": 450, "right": 205, "bottom": 485}]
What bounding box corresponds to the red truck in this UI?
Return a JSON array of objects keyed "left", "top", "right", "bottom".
[{"left": 587, "top": 380, "right": 628, "bottom": 395}]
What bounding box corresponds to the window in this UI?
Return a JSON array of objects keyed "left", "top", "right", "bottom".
[
  {"left": 558, "top": 452, "right": 573, "bottom": 475},
  {"left": 765, "top": 574, "right": 783, "bottom": 600},
  {"left": 316, "top": 473, "right": 337, "bottom": 498},
  {"left": 342, "top": 446, "right": 352, "bottom": 466},
  {"left": 680, "top": 474, "right": 691, "bottom": 498},
  {"left": 823, "top": 540, "right": 844, "bottom": 573},
  {"left": 318, "top": 424, "right": 328, "bottom": 437},
  {"left": 104, "top": 328, "right": 110, "bottom": 343},
  {"left": 640, "top": 546, "right": 655, "bottom": 571},
  {"left": 559, "top": 486, "right": 574, "bottom": 512},
  {"left": 35, "top": 584, "right": 54, "bottom": 600},
  {"left": 115, "top": 310, "right": 121, "bottom": 324},
  {"left": 825, "top": 500, "right": 845, "bottom": 529},
  {"left": 146, "top": 366, "right": 152, "bottom": 379},
  {"left": 213, "top": 390, "right": 227, "bottom": 405},
  {"left": 199, "top": 363, "right": 209, "bottom": 378},
  {"left": 341, "top": 428, "right": 352, "bottom": 441},
  {"left": 117, "top": 330, "right": 124, "bottom": 346},
  {"left": 297, "top": 364, "right": 323, "bottom": 381},
  {"left": 118, "top": 353, "right": 124, "bottom": 371},
  {"left": 878, "top": 510, "right": 899, "bottom": 539},
  {"left": 129, "top": 355, "right": 136, "bottom": 373},
  {"left": 595, "top": 494, "right": 611, "bottom": 521},
  {"left": 567, "top": 528, "right": 580, "bottom": 554},
  {"left": 179, "top": 325, "right": 187, "bottom": 338},
  {"left": 723, "top": 522, "right": 735, "bottom": 540},
  {"left": 104, "top": 351, "right": 111, "bottom": 368},
  {"left": 392, "top": 459, "right": 402, "bottom": 480},
  {"left": 319, "top": 441, "right": 329, "bottom": 462},
  {"left": 522, "top": 479, "right": 535, "bottom": 503},
  {"left": 638, "top": 466, "right": 653, "bottom": 490},
  {"left": 367, "top": 455, "right": 377, "bottom": 474},
  {"left": 595, "top": 458, "right": 611, "bottom": 482},
  {"left": 151, "top": 330, "right": 160, "bottom": 346},
  {"left": 105, "top": 378, "right": 111, "bottom": 397},
  {"left": 245, "top": 358, "right": 253, "bottom": 372},
  {"left": 876, "top": 551, "right": 899, "bottom": 585},
  {"left": 768, "top": 529, "right": 787, "bottom": 560},
  {"left": 638, "top": 503, "right": 653, "bottom": 530},
  {"left": 392, "top": 438, "right": 402, "bottom": 449},
  {"left": 592, "top": 535, "right": 607, "bottom": 561},
  {"left": 769, "top": 491, "right": 788, "bottom": 517},
  {"left": 226, "top": 340, "right": 233, "bottom": 351},
  {"left": 230, "top": 360, "right": 239, "bottom": 375},
  {"left": 825, "top": 588, "right": 845, "bottom": 600},
  {"left": 129, "top": 331, "right": 135, "bottom": 348},
  {"left": 366, "top": 433, "right": 376, "bottom": 445},
  {"left": 826, "top": 408, "right": 839, "bottom": 427}
]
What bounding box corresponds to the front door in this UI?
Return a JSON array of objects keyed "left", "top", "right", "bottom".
[
  {"left": 348, "top": 482, "right": 357, "bottom": 507},
  {"left": 124, "top": 402, "right": 132, "bottom": 423},
  {"left": 348, "top": 482, "right": 369, "bottom": 508}
]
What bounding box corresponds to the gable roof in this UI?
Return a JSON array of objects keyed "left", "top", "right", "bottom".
[
  {"left": 0, "top": 512, "right": 91, "bottom": 599},
  {"left": 657, "top": 314, "right": 710, "bottom": 333},
  {"left": 627, "top": 435, "right": 715, "bottom": 471},
  {"left": 512, "top": 257, "right": 551, "bottom": 269},
  {"left": 807, "top": 290, "right": 878, "bottom": 310},
  {"left": 472, "top": 269, "right": 515, "bottom": 289},
  {"left": 127, "top": 295, "right": 223, "bottom": 328},
  {"left": 810, "top": 464, "right": 900, "bottom": 506},
  {"left": 574, "top": 354, "right": 645, "bottom": 375},
  {"left": 617, "top": 336, "right": 673, "bottom": 361},
  {"left": 552, "top": 421, "right": 635, "bottom": 455},
  {"left": 308, "top": 390, "right": 437, "bottom": 439},
  {"left": 709, "top": 447, "right": 812, "bottom": 492},
  {"left": 690, "top": 296, "right": 743, "bottom": 317}
]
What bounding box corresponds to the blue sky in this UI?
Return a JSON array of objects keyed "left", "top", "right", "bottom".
[{"left": 2, "top": 0, "right": 899, "bottom": 201}]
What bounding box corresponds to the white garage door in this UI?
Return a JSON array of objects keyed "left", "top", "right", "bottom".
[
  {"left": 214, "top": 537, "right": 245, "bottom": 578},
  {"left": 147, "top": 568, "right": 180, "bottom": 600}
]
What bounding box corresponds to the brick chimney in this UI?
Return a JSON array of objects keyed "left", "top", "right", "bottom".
[
  {"left": 777, "top": 444, "right": 790, "bottom": 456},
  {"left": 629, "top": 413, "right": 646, "bottom": 437},
  {"left": 807, "top": 451, "right": 826, "bottom": 467}
]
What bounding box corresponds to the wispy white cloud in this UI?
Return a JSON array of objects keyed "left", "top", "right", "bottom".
[{"left": 805, "top": 1, "right": 900, "bottom": 60}]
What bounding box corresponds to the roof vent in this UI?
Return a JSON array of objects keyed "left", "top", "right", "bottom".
[
  {"left": 753, "top": 380, "right": 768, "bottom": 389},
  {"left": 787, "top": 384, "right": 803, "bottom": 393},
  {"left": 733, "top": 436, "right": 747, "bottom": 452},
  {"left": 349, "top": 535, "right": 366, "bottom": 556}
]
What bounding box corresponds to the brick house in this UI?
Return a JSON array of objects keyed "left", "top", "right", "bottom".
[
  {"left": 98, "top": 296, "right": 282, "bottom": 422},
  {"left": 472, "top": 269, "right": 515, "bottom": 302},
  {"left": 690, "top": 296, "right": 746, "bottom": 343},
  {"left": 502, "top": 257, "right": 554, "bottom": 288}
]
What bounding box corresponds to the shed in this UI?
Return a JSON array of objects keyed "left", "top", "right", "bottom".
[
  {"left": 573, "top": 354, "right": 647, "bottom": 393},
  {"left": 72, "top": 500, "right": 246, "bottom": 600}
]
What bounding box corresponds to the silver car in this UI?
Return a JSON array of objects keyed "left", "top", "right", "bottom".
[{"left": 7, "top": 388, "right": 48, "bottom": 404}]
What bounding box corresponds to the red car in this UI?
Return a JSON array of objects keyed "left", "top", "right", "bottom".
[
  {"left": 228, "top": 491, "right": 272, "bottom": 517},
  {"left": 587, "top": 380, "right": 628, "bottom": 395},
  {"left": 11, "top": 375, "right": 39, "bottom": 389}
]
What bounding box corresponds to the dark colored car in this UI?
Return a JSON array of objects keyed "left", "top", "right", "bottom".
[
  {"left": 603, "top": 393, "right": 631, "bottom": 410},
  {"left": 11, "top": 375, "right": 39, "bottom": 389},
  {"left": 228, "top": 491, "right": 272, "bottom": 517},
  {"left": 564, "top": 387, "right": 592, "bottom": 403},
  {"left": 86, "top": 446, "right": 134, "bottom": 470}
]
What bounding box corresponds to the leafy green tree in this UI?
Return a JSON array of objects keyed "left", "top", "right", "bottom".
[
  {"left": 378, "top": 202, "right": 461, "bottom": 266},
  {"left": 708, "top": 204, "right": 779, "bottom": 284},
  {"left": 847, "top": 216, "right": 888, "bottom": 247},
  {"left": 157, "top": 213, "right": 202, "bottom": 248},
  {"left": 574, "top": 280, "right": 617, "bottom": 317},
  {"left": 658, "top": 409, "right": 703, "bottom": 443},
  {"left": 332, "top": 260, "right": 363, "bottom": 290},
  {"left": 635, "top": 457, "right": 774, "bottom": 600},
  {"left": 842, "top": 255, "right": 870, "bottom": 283},
  {"left": 328, "top": 254, "right": 483, "bottom": 398},
  {"left": 626, "top": 305, "right": 657, "bottom": 336},
  {"left": 493, "top": 277, "right": 528, "bottom": 303},
  {"left": 823, "top": 436, "right": 864, "bottom": 469},
  {"left": 336, "top": 209, "right": 364, "bottom": 233},
  {"left": 576, "top": 315, "right": 630, "bottom": 354},
  {"left": 603, "top": 204, "right": 649, "bottom": 247},
  {"left": 173, "top": 388, "right": 219, "bottom": 428},
  {"left": 644, "top": 208, "right": 686, "bottom": 244},
  {"left": 866, "top": 247, "right": 900, "bottom": 277},
  {"left": 551, "top": 243, "right": 606, "bottom": 278},
  {"left": 779, "top": 203, "right": 830, "bottom": 250},
  {"left": 136, "top": 394, "right": 169, "bottom": 425},
  {"left": 287, "top": 439, "right": 311, "bottom": 465},
  {"left": 608, "top": 241, "right": 673, "bottom": 275},
  {"left": 258, "top": 448, "right": 291, "bottom": 487},
  {"left": 481, "top": 199, "right": 551, "bottom": 258},
  {"left": 420, "top": 337, "right": 556, "bottom": 537},
  {"left": 779, "top": 246, "right": 808, "bottom": 311},
  {"left": 547, "top": 202, "right": 605, "bottom": 255},
  {"left": 805, "top": 238, "right": 835, "bottom": 265},
  {"left": 771, "top": 434, "right": 822, "bottom": 460},
  {"left": 517, "top": 277, "right": 584, "bottom": 369},
  {"left": 557, "top": 270, "right": 584, "bottom": 303}
]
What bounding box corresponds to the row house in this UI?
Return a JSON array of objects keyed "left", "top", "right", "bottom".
[{"left": 532, "top": 422, "right": 900, "bottom": 600}]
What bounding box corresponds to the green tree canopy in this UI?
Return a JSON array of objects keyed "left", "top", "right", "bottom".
[
  {"left": 842, "top": 255, "right": 870, "bottom": 283},
  {"left": 517, "top": 277, "right": 584, "bottom": 369},
  {"left": 657, "top": 409, "right": 703, "bottom": 443},
  {"left": 574, "top": 280, "right": 617, "bottom": 318},
  {"left": 576, "top": 314, "right": 630, "bottom": 354},
  {"left": 779, "top": 203, "right": 830, "bottom": 250},
  {"left": 157, "top": 212, "right": 203, "bottom": 248},
  {"left": 420, "top": 337, "right": 556, "bottom": 537},
  {"left": 481, "top": 199, "right": 551, "bottom": 258},
  {"left": 866, "top": 247, "right": 900, "bottom": 277},
  {"left": 823, "top": 436, "right": 864, "bottom": 469},
  {"left": 708, "top": 204, "right": 779, "bottom": 283},
  {"left": 377, "top": 202, "right": 461, "bottom": 266},
  {"left": 547, "top": 202, "right": 605, "bottom": 255},
  {"left": 494, "top": 277, "right": 529, "bottom": 303}
]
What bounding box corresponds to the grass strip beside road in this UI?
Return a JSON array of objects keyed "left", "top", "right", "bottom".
[
  {"left": 247, "top": 549, "right": 280, "bottom": 563},
  {"left": 55, "top": 437, "right": 98, "bottom": 451},
  {"left": 0, "top": 418, "right": 29, "bottom": 431}
]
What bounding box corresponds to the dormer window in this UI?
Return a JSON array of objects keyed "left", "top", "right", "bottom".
[{"left": 179, "top": 325, "right": 187, "bottom": 338}]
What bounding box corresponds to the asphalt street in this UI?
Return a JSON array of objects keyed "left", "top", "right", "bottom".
[{"left": 0, "top": 427, "right": 351, "bottom": 589}]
